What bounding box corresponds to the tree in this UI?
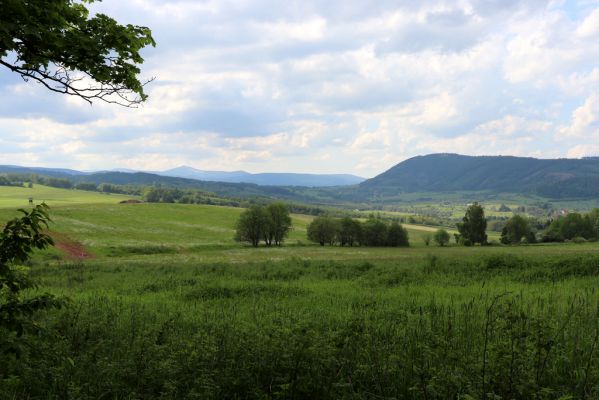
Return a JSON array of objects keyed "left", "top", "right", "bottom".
[
  {"left": 456, "top": 202, "right": 487, "bottom": 245},
  {"left": 1, "top": 0, "right": 155, "bottom": 106},
  {"left": 422, "top": 233, "right": 432, "bottom": 246},
  {"left": 548, "top": 213, "right": 593, "bottom": 241},
  {"left": 500, "top": 215, "right": 531, "bottom": 244},
  {"left": 387, "top": 221, "right": 409, "bottom": 247},
  {"left": 1, "top": 204, "right": 62, "bottom": 355},
  {"left": 433, "top": 229, "right": 450, "bottom": 246},
  {"left": 307, "top": 216, "right": 337, "bottom": 246},
  {"left": 585, "top": 208, "right": 599, "bottom": 239},
  {"left": 235, "top": 206, "right": 268, "bottom": 247},
  {"left": 362, "top": 216, "right": 388, "bottom": 247},
  {"left": 337, "top": 217, "right": 362, "bottom": 247},
  {"left": 266, "top": 203, "right": 292, "bottom": 246}
]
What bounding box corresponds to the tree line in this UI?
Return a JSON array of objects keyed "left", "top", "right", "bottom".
[
  {"left": 541, "top": 209, "right": 599, "bottom": 242},
  {"left": 454, "top": 203, "right": 599, "bottom": 245},
  {"left": 307, "top": 215, "right": 410, "bottom": 247}
]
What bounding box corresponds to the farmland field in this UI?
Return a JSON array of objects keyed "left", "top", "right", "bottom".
[{"left": 2, "top": 186, "right": 599, "bottom": 399}]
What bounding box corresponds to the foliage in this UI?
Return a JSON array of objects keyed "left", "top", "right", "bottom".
[
  {"left": 234, "top": 203, "right": 293, "bottom": 247},
  {"left": 500, "top": 214, "right": 533, "bottom": 244},
  {"left": 433, "top": 228, "right": 450, "bottom": 246},
  {"left": 337, "top": 217, "right": 362, "bottom": 247},
  {"left": 265, "top": 203, "right": 292, "bottom": 246},
  {"left": 457, "top": 202, "right": 488, "bottom": 245},
  {"left": 0, "top": 0, "right": 155, "bottom": 106},
  {"left": 234, "top": 205, "right": 269, "bottom": 247},
  {"left": 307, "top": 215, "right": 338, "bottom": 246},
  {"left": 74, "top": 182, "right": 98, "bottom": 191},
  {"left": 386, "top": 221, "right": 409, "bottom": 247},
  {"left": 542, "top": 210, "right": 599, "bottom": 242},
  {"left": 422, "top": 233, "right": 432, "bottom": 246},
  {"left": 308, "top": 215, "right": 410, "bottom": 247},
  {"left": 361, "top": 216, "right": 388, "bottom": 246},
  {"left": 0, "top": 204, "right": 62, "bottom": 355}
]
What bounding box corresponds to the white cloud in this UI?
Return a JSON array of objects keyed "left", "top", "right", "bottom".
[
  {"left": 556, "top": 93, "right": 599, "bottom": 139},
  {"left": 577, "top": 7, "right": 599, "bottom": 38},
  {"left": 1, "top": 0, "right": 599, "bottom": 177}
]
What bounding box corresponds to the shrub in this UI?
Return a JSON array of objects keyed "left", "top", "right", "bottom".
[{"left": 433, "top": 229, "right": 450, "bottom": 246}]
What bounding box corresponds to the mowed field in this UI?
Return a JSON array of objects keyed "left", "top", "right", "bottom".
[{"left": 3, "top": 185, "right": 599, "bottom": 399}]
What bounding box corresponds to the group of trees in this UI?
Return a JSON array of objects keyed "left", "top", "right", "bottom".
[
  {"left": 500, "top": 215, "right": 537, "bottom": 244},
  {"left": 307, "top": 215, "right": 409, "bottom": 247},
  {"left": 235, "top": 203, "right": 292, "bottom": 247},
  {"left": 0, "top": 176, "right": 25, "bottom": 187},
  {"left": 455, "top": 203, "right": 599, "bottom": 245},
  {"left": 542, "top": 209, "right": 599, "bottom": 242},
  {"left": 423, "top": 229, "right": 451, "bottom": 247}
]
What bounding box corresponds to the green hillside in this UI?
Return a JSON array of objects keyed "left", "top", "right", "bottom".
[{"left": 358, "top": 153, "right": 599, "bottom": 199}]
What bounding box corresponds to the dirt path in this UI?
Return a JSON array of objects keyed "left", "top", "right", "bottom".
[{"left": 50, "top": 232, "right": 94, "bottom": 261}]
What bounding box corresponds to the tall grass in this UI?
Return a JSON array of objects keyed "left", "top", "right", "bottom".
[{"left": 3, "top": 253, "right": 599, "bottom": 399}]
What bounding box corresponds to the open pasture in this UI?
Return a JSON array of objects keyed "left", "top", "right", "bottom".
[{"left": 0, "top": 184, "right": 135, "bottom": 208}]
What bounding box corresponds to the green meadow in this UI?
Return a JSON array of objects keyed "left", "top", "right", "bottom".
[
  {"left": 2, "top": 186, "right": 599, "bottom": 399},
  {"left": 0, "top": 184, "right": 134, "bottom": 208}
]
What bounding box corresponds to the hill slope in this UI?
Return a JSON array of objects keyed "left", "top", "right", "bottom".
[
  {"left": 358, "top": 154, "right": 599, "bottom": 199},
  {"left": 0, "top": 165, "right": 363, "bottom": 187},
  {"left": 159, "top": 166, "right": 364, "bottom": 187}
]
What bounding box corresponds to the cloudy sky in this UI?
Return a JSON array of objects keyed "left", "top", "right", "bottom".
[{"left": 2, "top": 0, "right": 599, "bottom": 177}]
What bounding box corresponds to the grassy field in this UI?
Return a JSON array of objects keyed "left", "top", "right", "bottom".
[
  {"left": 0, "top": 184, "right": 135, "bottom": 208},
  {"left": 3, "top": 186, "right": 599, "bottom": 399},
  {"left": 0, "top": 185, "right": 498, "bottom": 259}
]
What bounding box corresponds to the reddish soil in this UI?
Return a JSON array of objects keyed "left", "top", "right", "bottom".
[{"left": 50, "top": 232, "right": 94, "bottom": 261}]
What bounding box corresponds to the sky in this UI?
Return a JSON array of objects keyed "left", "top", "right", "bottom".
[{"left": 2, "top": 0, "right": 599, "bottom": 178}]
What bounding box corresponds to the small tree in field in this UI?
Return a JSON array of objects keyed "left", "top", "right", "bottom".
[
  {"left": 1, "top": 204, "right": 63, "bottom": 355},
  {"left": 500, "top": 214, "right": 531, "bottom": 244},
  {"left": 433, "top": 229, "right": 450, "bottom": 246},
  {"left": 457, "top": 202, "right": 487, "bottom": 245},
  {"left": 235, "top": 205, "right": 268, "bottom": 247},
  {"left": 422, "top": 233, "right": 432, "bottom": 246}
]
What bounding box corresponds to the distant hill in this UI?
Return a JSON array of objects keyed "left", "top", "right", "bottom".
[
  {"left": 357, "top": 153, "right": 599, "bottom": 199},
  {"left": 5, "top": 154, "right": 599, "bottom": 203},
  {"left": 0, "top": 165, "right": 363, "bottom": 188},
  {"left": 0, "top": 165, "right": 85, "bottom": 177},
  {"left": 157, "top": 166, "right": 364, "bottom": 187}
]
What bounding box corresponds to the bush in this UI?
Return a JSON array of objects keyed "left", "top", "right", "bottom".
[
  {"left": 433, "top": 229, "right": 450, "bottom": 246},
  {"left": 1, "top": 204, "right": 63, "bottom": 356},
  {"left": 422, "top": 233, "right": 432, "bottom": 246}
]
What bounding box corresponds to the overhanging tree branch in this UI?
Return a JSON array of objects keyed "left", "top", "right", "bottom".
[
  {"left": 0, "top": 59, "right": 154, "bottom": 107},
  {"left": 0, "top": 0, "right": 156, "bottom": 107}
]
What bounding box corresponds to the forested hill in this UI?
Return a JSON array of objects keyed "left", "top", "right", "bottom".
[
  {"left": 5, "top": 154, "right": 599, "bottom": 202},
  {"left": 358, "top": 153, "right": 599, "bottom": 199}
]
